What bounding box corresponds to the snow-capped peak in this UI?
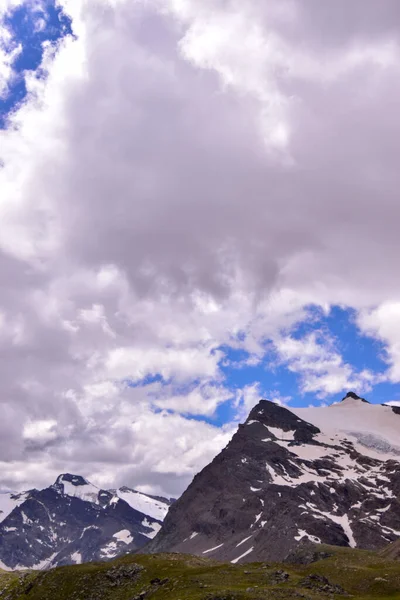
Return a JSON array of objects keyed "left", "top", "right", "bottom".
[
  {"left": 296, "top": 398, "right": 400, "bottom": 458},
  {"left": 0, "top": 476, "right": 172, "bottom": 571},
  {"left": 53, "top": 474, "right": 101, "bottom": 504},
  {"left": 55, "top": 474, "right": 90, "bottom": 487},
  {"left": 147, "top": 395, "right": 400, "bottom": 564}
]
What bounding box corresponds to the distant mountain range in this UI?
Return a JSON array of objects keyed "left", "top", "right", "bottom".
[
  {"left": 1, "top": 391, "right": 399, "bottom": 570},
  {"left": 147, "top": 392, "right": 400, "bottom": 563},
  {"left": 0, "top": 473, "right": 173, "bottom": 570}
]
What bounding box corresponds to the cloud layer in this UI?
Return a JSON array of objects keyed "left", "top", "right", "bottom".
[{"left": 1, "top": 0, "right": 400, "bottom": 495}]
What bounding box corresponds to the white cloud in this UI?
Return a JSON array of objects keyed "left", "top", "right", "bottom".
[
  {"left": 358, "top": 303, "right": 400, "bottom": 382},
  {"left": 151, "top": 382, "right": 233, "bottom": 416},
  {"left": 0, "top": 0, "right": 23, "bottom": 14},
  {"left": 274, "top": 332, "right": 382, "bottom": 397},
  {"left": 0, "top": 26, "right": 21, "bottom": 98},
  {"left": 234, "top": 382, "right": 265, "bottom": 420},
  {"left": 105, "top": 345, "right": 223, "bottom": 383},
  {"left": 0, "top": 0, "right": 399, "bottom": 494},
  {"left": 234, "top": 383, "right": 291, "bottom": 422},
  {"left": 23, "top": 419, "right": 58, "bottom": 444}
]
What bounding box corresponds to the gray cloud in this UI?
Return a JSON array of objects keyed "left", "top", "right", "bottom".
[{"left": 0, "top": 0, "right": 400, "bottom": 494}]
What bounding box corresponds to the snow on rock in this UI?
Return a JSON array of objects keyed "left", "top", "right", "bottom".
[
  {"left": 100, "top": 541, "right": 119, "bottom": 559},
  {"left": 145, "top": 393, "right": 400, "bottom": 564},
  {"left": 71, "top": 552, "right": 82, "bottom": 564},
  {"left": 26, "top": 553, "right": 58, "bottom": 571},
  {"left": 292, "top": 400, "right": 400, "bottom": 460},
  {"left": 294, "top": 529, "right": 321, "bottom": 544},
  {"left": 202, "top": 543, "right": 224, "bottom": 554},
  {"left": 141, "top": 518, "right": 161, "bottom": 539},
  {"left": 0, "top": 474, "right": 173, "bottom": 571},
  {"left": 266, "top": 426, "right": 295, "bottom": 440},
  {"left": 0, "top": 560, "right": 12, "bottom": 572},
  {"left": 236, "top": 535, "right": 253, "bottom": 548},
  {"left": 55, "top": 474, "right": 100, "bottom": 504},
  {"left": 0, "top": 492, "right": 31, "bottom": 523},
  {"left": 231, "top": 547, "right": 254, "bottom": 564},
  {"left": 115, "top": 487, "right": 171, "bottom": 521},
  {"left": 113, "top": 530, "right": 133, "bottom": 544}
]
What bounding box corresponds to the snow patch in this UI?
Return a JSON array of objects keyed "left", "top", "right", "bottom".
[
  {"left": 142, "top": 518, "right": 161, "bottom": 539},
  {"left": 293, "top": 403, "right": 400, "bottom": 460},
  {"left": 0, "top": 491, "right": 30, "bottom": 524},
  {"left": 100, "top": 541, "right": 119, "bottom": 559},
  {"left": 60, "top": 479, "right": 100, "bottom": 504},
  {"left": 267, "top": 427, "right": 295, "bottom": 440},
  {"left": 295, "top": 529, "right": 321, "bottom": 544},
  {"left": 71, "top": 552, "right": 82, "bottom": 564},
  {"left": 113, "top": 529, "right": 133, "bottom": 544},
  {"left": 236, "top": 535, "right": 253, "bottom": 548},
  {"left": 115, "top": 488, "right": 170, "bottom": 521},
  {"left": 203, "top": 543, "right": 224, "bottom": 554},
  {"left": 231, "top": 546, "right": 254, "bottom": 564}
]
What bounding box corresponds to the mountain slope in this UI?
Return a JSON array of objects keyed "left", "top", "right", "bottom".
[
  {"left": 113, "top": 487, "right": 171, "bottom": 522},
  {"left": 0, "top": 491, "right": 31, "bottom": 523},
  {"left": 0, "top": 474, "right": 172, "bottom": 570},
  {"left": 2, "top": 546, "right": 400, "bottom": 600},
  {"left": 380, "top": 538, "right": 400, "bottom": 560},
  {"left": 146, "top": 392, "right": 400, "bottom": 563}
]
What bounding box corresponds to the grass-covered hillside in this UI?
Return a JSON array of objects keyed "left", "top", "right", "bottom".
[{"left": 0, "top": 545, "right": 400, "bottom": 600}]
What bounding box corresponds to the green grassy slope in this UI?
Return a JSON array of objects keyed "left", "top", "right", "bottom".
[{"left": 1, "top": 545, "right": 399, "bottom": 600}]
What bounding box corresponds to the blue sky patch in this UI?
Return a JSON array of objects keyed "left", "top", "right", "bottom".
[{"left": 0, "top": 0, "right": 72, "bottom": 128}]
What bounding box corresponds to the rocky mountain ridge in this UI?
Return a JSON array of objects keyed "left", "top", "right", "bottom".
[
  {"left": 146, "top": 392, "right": 400, "bottom": 563},
  {"left": 0, "top": 474, "right": 172, "bottom": 570}
]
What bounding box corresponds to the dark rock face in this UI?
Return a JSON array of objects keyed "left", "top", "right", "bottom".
[
  {"left": 341, "top": 391, "right": 369, "bottom": 403},
  {"left": 0, "top": 475, "right": 171, "bottom": 570},
  {"left": 146, "top": 399, "right": 400, "bottom": 563}
]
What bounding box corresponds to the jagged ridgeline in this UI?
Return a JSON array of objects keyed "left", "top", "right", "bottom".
[{"left": 146, "top": 392, "right": 400, "bottom": 563}]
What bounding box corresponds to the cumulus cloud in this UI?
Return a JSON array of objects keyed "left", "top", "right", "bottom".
[
  {"left": 357, "top": 303, "right": 400, "bottom": 383},
  {"left": 0, "top": 0, "right": 400, "bottom": 494},
  {"left": 274, "top": 332, "right": 382, "bottom": 397}
]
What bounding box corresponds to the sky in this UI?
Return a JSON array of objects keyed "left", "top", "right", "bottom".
[{"left": 1, "top": 0, "right": 400, "bottom": 497}]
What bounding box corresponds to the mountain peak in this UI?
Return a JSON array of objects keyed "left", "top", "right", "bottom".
[
  {"left": 0, "top": 477, "right": 169, "bottom": 570},
  {"left": 341, "top": 391, "right": 369, "bottom": 403},
  {"left": 54, "top": 474, "right": 89, "bottom": 487},
  {"left": 147, "top": 392, "right": 400, "bottom": 563}
]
